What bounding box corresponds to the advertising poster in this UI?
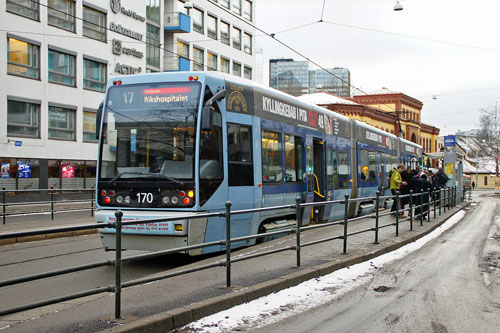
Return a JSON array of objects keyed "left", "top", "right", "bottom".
[
  {"left": 62, "top": 163, "right": 75, "bottom": 178},
  {"left": 17, "top": 161, "right": 32, "bottom": 178},
  {"left": 1, "top": 163, "right": 10, "bottom": 178}
]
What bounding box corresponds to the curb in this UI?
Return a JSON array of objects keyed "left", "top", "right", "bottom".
[
  {"left": 0, "top": 229, "right": 97, "bottom": 246},
  {"left": 102, "top": 202, "right": 472, "bottom": 333}
]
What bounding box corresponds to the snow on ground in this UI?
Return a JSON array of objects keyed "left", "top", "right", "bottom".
[{"left": 182, "top": 211, "right": 466, "bottom": 333}]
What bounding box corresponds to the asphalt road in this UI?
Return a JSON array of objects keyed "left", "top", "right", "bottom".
[{"left": 254, "top": 193, "right": 500, "bottom": 333}]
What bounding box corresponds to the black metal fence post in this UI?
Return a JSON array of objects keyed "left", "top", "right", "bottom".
[
  {"left": 2, "top": 188, "right": 5, "bottom": 225},
  {"left": 375, "top": 191, "right": 381, "bottom": 241},
  {"left": 295, "top": 197, "right": 301, "bottom": 267},
  {"left": 90, "top": 188, "right": 94, "bottom": 217},
  {"left": 439, "top": 188, "right": 442, "bottom": 215},
  {"left": 427, "top": 189, "right": 431, "bottom": 222},
  {"left": 409, "top": 190, "right": 413, "bottom": 231},
  {"left": 420, "top": 189, "right": 424, "bottom": 226},
  {"left": 225, "top": 201, "right": 232, "bottom": 288},
  {"left": 50, "top": 188, "right": 54, "bottom": 220},
  {"left": 343, "top": 194, "right": 349, "bottom": 254},
  {"left": 433, "top": 189, "right": 437, "bottom": 219},
  {"left": 114, "top": 210, "right": 123, "bottom": 319}
]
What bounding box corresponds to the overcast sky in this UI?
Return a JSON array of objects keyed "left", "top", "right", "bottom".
[{"left": 254, "top": 0, "right": 500, "bottom": 136}]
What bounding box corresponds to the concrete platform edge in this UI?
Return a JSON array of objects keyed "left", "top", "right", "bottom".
[{"left": 102, "top": 202, "right": 471, "bottom": 333}]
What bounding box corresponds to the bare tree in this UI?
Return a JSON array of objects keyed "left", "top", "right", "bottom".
[{"left": 478, "top": 103, "right": 500, "bottom": 176}]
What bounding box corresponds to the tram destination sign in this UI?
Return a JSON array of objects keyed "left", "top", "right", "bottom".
[
  {"left": 226, "top": 83, "right": 348, "bottom": 137},
  {"left": 359, "top": 128, "right": 395, "bottom": 150}
]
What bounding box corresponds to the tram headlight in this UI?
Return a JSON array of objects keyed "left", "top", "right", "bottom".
[
  {"left": 162, "top": 196, "right": 170, "bottom": 205},
  {"left": 124, "top": 196, "right": 131, "bottom": 205},
  {"left": 171, "top": 196, "right": 179, "bottom": 205},
  {"left": 116, "top": 196, "right": 124, "bottom": 204}
]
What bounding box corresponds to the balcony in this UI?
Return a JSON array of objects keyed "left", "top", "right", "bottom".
[
  {"left": 164, "top": 56, "right": 191, "bottom": 72},
  {"left": 164, "top": 12, "right": 190, "bottom": 33}
]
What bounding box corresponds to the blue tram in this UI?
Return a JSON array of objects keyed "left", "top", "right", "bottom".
[{"left": 95, "top": 72, "right": 422, "bottom": 254}]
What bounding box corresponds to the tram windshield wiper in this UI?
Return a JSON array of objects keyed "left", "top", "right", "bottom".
[{"left": 108, "top": 172, "right": 184, "bottom": 186}]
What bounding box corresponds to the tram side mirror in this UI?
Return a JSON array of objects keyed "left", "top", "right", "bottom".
[
  {"left": 201, "top": 106, "right": 214, "bottom": 131},
  {"left": 96, "top": 102, "right": 104, "bottom": 140}
]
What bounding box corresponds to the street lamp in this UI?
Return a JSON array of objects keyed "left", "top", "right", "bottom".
[{"left": 394, "top": 1, "right": 403, "bottom": 11}]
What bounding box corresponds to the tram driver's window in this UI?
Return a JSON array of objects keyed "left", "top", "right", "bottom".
[
  {"left": 228, "top": 124, "right": 253, "bottom": 186},
  {"left": 262, "top": 130, "right": 282, "bottom": 184}
]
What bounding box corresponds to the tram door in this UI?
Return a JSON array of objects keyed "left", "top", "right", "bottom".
[
  {"left": 306, "top": 137, "right": 326, "bottom": 223},
  {"left": 377, "top": 151, "right": 386, "bottom": 195}
]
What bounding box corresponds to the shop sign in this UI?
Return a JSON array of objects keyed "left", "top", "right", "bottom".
[
  {"left": 62, "top": 163, "right": 75, "bottom": 178},
  {"left": 115, "top": 63, "right": 142, "bottom": 75},
  {"left": 110, "top": 0, "right": 146, "bottom": 22},
  {"left": 17, "top": 161, "right": 32, "bottom": 178},
  {"left": 1, "top": 163, "right": 10, "bottom": 178},
  {"left": 112, "top": 39, "right": 144, "bottom": 58},
  {"left": 109, "top": 22, "right": 143, "bottom": 41}
]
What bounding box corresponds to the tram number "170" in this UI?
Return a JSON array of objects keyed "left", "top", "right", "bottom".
[{"left": 136, "top": 192, "right": 154, "bottom": 203}]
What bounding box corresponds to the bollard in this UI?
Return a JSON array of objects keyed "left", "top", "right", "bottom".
[
  {"left": 51, "top": 188, "right": 54, "bottom": 220},
  {"left": 225, "top": 201, "right": 232, "bottom": 288},
  {"left": 295, "top": 197, "right": 301, "bottom": 267},
  {"left": 114, "top": 210, "right": 123, "bottom": 319},
  {"left": 409, "top": 190, "right": 413, "bottom": 231},
  {"left": 2, "top": 187, "right": 5, "bottom": 225},
  {"left": 342, "top": 194, "right": 349, "bottom": 254},
  {"left": 375, "top": 192, "right": 381, "bottom": 242}
]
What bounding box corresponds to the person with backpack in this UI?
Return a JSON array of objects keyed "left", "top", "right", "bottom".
[{"left": 434, "top": 168, "right": 449, "bottom": 188}]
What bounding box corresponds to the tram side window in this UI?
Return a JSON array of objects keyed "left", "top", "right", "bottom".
[
  {"left": 333, "top": 150, "right": 338, "bottom": 190},
  {"left": 360, "top": 150, "right": 376, "bottom": 182},
  {"left": 326, "top": 148, "right": 333, "bottom": 190},
  {"left": 262, "top": 130, "right": 282, "bottom": 184},
  {"left": 284, "top": 134, "right": 303, "bottom": 183},
  {"left": 338, "top": 150, "right": 349, "bottom": 189},
  {"left": 228, "top": 124, "right": 253, "bottom": 186}
]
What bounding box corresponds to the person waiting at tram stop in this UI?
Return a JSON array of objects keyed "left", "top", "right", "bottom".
[
  {"left": 408, "top": 172, "right": 433, "bottom": 219},
  {"left": 400, "top": 166, "right": 414, "bottom": 213},
  {"left": 390, "top": 164, "right": 407, "bottom": 216}
]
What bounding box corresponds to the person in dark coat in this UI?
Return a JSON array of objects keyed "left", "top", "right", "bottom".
[
  {"left": 434, "top": 168, "right": 449, "bottom": 188},
  {"left": 400, "top": 166, "right": 413, "bottom": 212},
  {"left": 409, "top": 173, "right": 433, "bottom": 218}
]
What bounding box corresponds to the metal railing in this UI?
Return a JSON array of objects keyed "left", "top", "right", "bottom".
[
  {"left": 0, "top": 186, "right": 464, "bottom": 318},
  {"left": 1, "top": 188, "right": 95, "bottom": 224}
]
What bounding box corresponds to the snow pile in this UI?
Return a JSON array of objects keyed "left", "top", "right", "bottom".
[{"left": 184, "top": 211, "right": 466, "bottom": 332}]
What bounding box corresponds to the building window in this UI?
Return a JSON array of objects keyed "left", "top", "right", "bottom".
[
  {"left": 193, "top": 47, "right": 204, "bottom": 71},
  {"left": 7, "top": 99, "right": 40, "bottom": 138},
  {"left": 83, "top": 5, "right": 106, "bottom": 42},
  {"left": 207, "top": 14, "right": 217, "bottom": 40},
  {"left": 220, "top": 0, "right": 229, "bottom": 9},
  {"left": 48, "top": 105, "right": 76, "bottom": 140},
  {"left": 232, "top": 62, "right": 241, "bottom": 76},
  {"left": 177, "top": 40, "right": 189, "bottom": 58},
  {"left": 220, "top": 21, "right": 230, "bottom": 45},
  {"left": 243, "top": 0, "right": 252, "bottom": 21},
  {"left": 232, "top": 0, "right": 241, "bottom": 15},
  {"left": 48, "top": 0, "right": 75, "bottom": 32},
  {"left": 48, "top": 48, "right": 76, "bottom": 86},
  {"left": 232, "top": 27, "right": 241, "bottom": 50},
  {"left": 243, "top": 32, "right": 252, "bottom": 54},
  {"left": 83, "top": 110, "right": 98, "bottom": 142},
  {"left": 262, "top": 130, "right": 282, "bottom": 184},
  {"left": 221, "top": 57, "right": 230, "bottom": 73},
  {"left": 146, "top": 23, "right": 161, "bottom": 69},
  {"left": 207, "top": 52, "right": 217, "bottom": 71},
  {"left": 6, "top": 0, "right": 39, "bottom": 20},
  {"left": 146, "top": 0, "right": 160, "bottom": 25},
  {"left": 83, "top": 57, "right": 106, "bottom": 92},
  {"left": 244, "top": 66, "right": 252, "bottom": 80},
  {"left": 7, "top": 37, "right": 40, "bottom": 79},
  {"left": 192, "top": 7, "right": 204, "bottom": 34}
]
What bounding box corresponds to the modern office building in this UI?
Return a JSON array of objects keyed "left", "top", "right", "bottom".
[
  {"left": 269, "top": 58, "right": 351, "bottom": 97},
  {"left": 0, "top": 0, "right": 256, "bottom": 190}
]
